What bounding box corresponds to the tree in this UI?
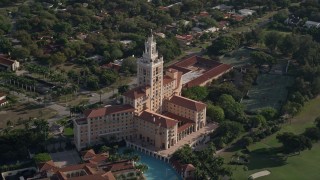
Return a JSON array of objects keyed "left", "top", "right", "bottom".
[
  {"left": 250, "top": 51, "right": 276, "bottom": 67},
  {"left": 100, "top": 145, "right": 111, "bottom": 153},
  {"left": 111, "top": 48, "right": 123, "bottom": 60},
  {"left": 120, "top": 56, "right": 137, "bottom": 74},
  {"left": 241, "top": 137, "right": 253, "bottom": 147},
  {"left": 0, "top": 37, "right": 12, "bottom": 53},
  {"left": 213, "top": 121, "right": 244, "bottom": 145},
  {"left": 282, "top": 101, "right": 303, "bottom": 117},
  {"left": 11, "top": 47, "right": 30, "bottom": 60},
  {"left": 207, "top": 36, "right": 239, "bottom": 55},
  {"left": 135, "top": 164, "right": 148, "bottom": 173},
  {"left": 315, "top": 116, "right": 320, "bottom": 129},
  {"left": 264, "top": 31, "right": 282, "bottom": 53},
  {"left": 49, "top": 52, "right": 67, "bottom": 65},
  {"left": 273, "top": 9, "right": 290, "bottom": 23},
  {"left": 118, "top": 85, "right": 129, "bottom": 94},
  {"left": 207, "top": 104, "right": 225, "bottom": 122},
  {"left": 278, "top": 35, "right": 300, "bottom": 57},
  {"left": 87, "top": 75, "right": 99, "bottom": 90},
  {"left": 277, "top": 132, "right": 312, "bottom": 154},
  {"left": 182, "top": 86, "right": 208, "bottom": 101},
  {"left": 209, "top": 82, "right": 243, "bottom": 101},
  {"left": 303, "top": 127, "right": 320, "bottom": 142},
  {"left": 249, "top": 115, "right": 266, "bottom": 128},
  {"left": 259, "top": 107, "right": 278, "bottom": 121},
  {"left": 217, "top": 94, "right": 246, "bottom": 123}
]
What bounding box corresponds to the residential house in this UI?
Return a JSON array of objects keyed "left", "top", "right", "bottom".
[
  {"left": 0, "top": 55, "right": 20, "bottom": 71},
  {"left": 212, "top": 4, "right": 233, "bottom": 11},
  {"left": 0, "top": 92, "right": 8, "bottom": 107},
  {"left": 238, "top": 9, "right": 256, "bottom": 16},
  {"left": 305, "top": 20, "right": 320, "bottom": 28}
]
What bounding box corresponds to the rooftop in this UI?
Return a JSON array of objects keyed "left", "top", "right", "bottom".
[
  {"left": 84, "top": 104, "right": 134, "bottom": 118},
  {"left": 122, "top": 85, "right": 150, "bottom": 99},
  {"left": 0, "top": 55, "right": 16, "bottom": 66},
  {"left": 163, "top": 75, "right": 175, "bottom": 85},
  {"left": 185, "top": 63, "right": 232, "bottom": 87},
  {"left": 167, "top": 95, "right": 206, "bottom": 111},
  {"left": 138, "top": 110, "right": 178, "bottom": 128},
  {"left": 101, "top": 160, "right": 134, "bottom": 172}
]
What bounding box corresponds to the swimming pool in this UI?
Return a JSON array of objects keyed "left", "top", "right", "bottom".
[
  {"left": 120, "top": 149, "right": 181, "bottom": 180},
  {"left": 136, "top": 151, "right": 181, "bottom": 180}
]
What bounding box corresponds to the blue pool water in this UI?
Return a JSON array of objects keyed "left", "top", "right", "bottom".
[
  {"left": 119, "top": 149, "right": 181, "bottom": 180},
  {"left": 135, "top": 151, "right": 181, "bottom": 180}
]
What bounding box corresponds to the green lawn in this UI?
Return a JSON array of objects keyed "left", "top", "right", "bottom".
[
  {"left": 63, "top": 127, "right": 74, "bottom": 138},
  {"left": 221, "top": 97, "right": 320, "bottom": 180}
]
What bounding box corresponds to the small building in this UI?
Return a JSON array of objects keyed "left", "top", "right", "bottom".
[
  {"left": 0, "top": 92, "right": 8, "bottom": 107},
  {"left": 204, "top": 27, "right": 219, "bottom": 33},
  {"left": 175, "top": 34, "right": 193, "bottom": 46},
  {"left": 305, "top": 21, "right": 320, "bottom": 28},
  {"left": 0, "top": 55, "right": 20, "bottom": 71},
  {"left": 81, "top": 149, "right": 109, "bottom": 165},
  {"left": 119, "top": 40, "right": 133, "bottom": 46},
  {"left": 218, "top": 21, "right": 229, "bottom": 30},
  {"left": 238, "top": 9, "right": 256, "bottom": 16},
  {"left": 171, "top": 161, "right": 196, "bottom": 180},
  {"left": 155, "top": 32, "right": 166, "bottom": 38},
  {"left": 212, "top": 4, "right": 233, "bottom": 11}
]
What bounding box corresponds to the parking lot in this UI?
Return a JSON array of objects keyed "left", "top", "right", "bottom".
[{"left": 50, "top": 150, "right": 81, "bottom": 167}]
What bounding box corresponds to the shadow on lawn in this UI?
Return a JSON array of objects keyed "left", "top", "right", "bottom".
[{"left": 247, "top": 147, "right": 287, "bottom": 170}]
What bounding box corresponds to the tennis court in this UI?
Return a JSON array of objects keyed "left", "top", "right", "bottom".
[{"left": 242, "top": 74, "right": 294, "bottom": 112}]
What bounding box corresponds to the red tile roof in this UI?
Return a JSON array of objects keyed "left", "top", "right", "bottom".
[
  {"left": 89, "top": 153, "right": 109, "bottom": 165},
  {"left": 138, "top": 110, "right": 178, "bottom": 128},
  {"left": 172, "top": 160, "right": 196, "bottom": 173},
  {"left": 38, "top": 160, "right": 57, "bottom": 172},
  {"left": 185, "top": 64, "right": 232, "bottom": 87},
  {"left": 55, "top": 163, "right": 97, "bottom": 174},
  {"left": 167, "top": 95, "right": 206, "bottom": 111},
  {"left": 81, "top": 149, "right": 96, "bottom": 159},
  {"left": 0, "top": 55, "right": 15, "bottom": 66},
  {"left": 163, "top": 112, "right": 194, "bottom": 124},
  {"left": 172, "top": 56, "right": 221, "bottom": 69},
  {"left": 102, "top": 160, "right": 135, "bottom": 172},
  {"left": 122, "top": 85, "right": 149, "bottom": 99},
  {"left": 84, "top": 104, "right": 134, "bottom": 118},
  {"left": 163, "top": 75, "right": 175, "bottom": 85},
  {"left": 169, "top": 65, "right": 191, "bottom": 74},
  {"left": 175, "top": 34, "right": 193, "bottom": 41},
  {"left": 199, "top": 11, "right": 210, "bottom": 17}
]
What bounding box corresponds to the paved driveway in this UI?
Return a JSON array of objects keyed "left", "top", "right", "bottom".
[{"left": 50, "top": 150, "right": 81, "bottom": 167}]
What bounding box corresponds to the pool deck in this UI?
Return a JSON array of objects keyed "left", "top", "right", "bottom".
[{"left": 127, "top": 123, "right": 218, "bottom": 159}]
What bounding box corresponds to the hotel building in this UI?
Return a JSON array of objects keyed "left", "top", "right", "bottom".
[{"left": 74, "top": 34, "right": 207, "bottom": 151}]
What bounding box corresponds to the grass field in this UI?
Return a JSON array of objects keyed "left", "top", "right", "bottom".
[
  {"left": 0, "top": 103, "right": 57, "bottom": 129},
  {"left": 57, "top": 94, "right": 89, "bottom": 107},
  {"left": 222, "top": 97, "right": 320, "bottom": 180},
  {"left": 241, "top": 74, "right": 294, "bottom": 112}
]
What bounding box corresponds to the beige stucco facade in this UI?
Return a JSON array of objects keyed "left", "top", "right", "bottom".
[{"left": 74, "top": 34, "right": 207, "bottom": 151}]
